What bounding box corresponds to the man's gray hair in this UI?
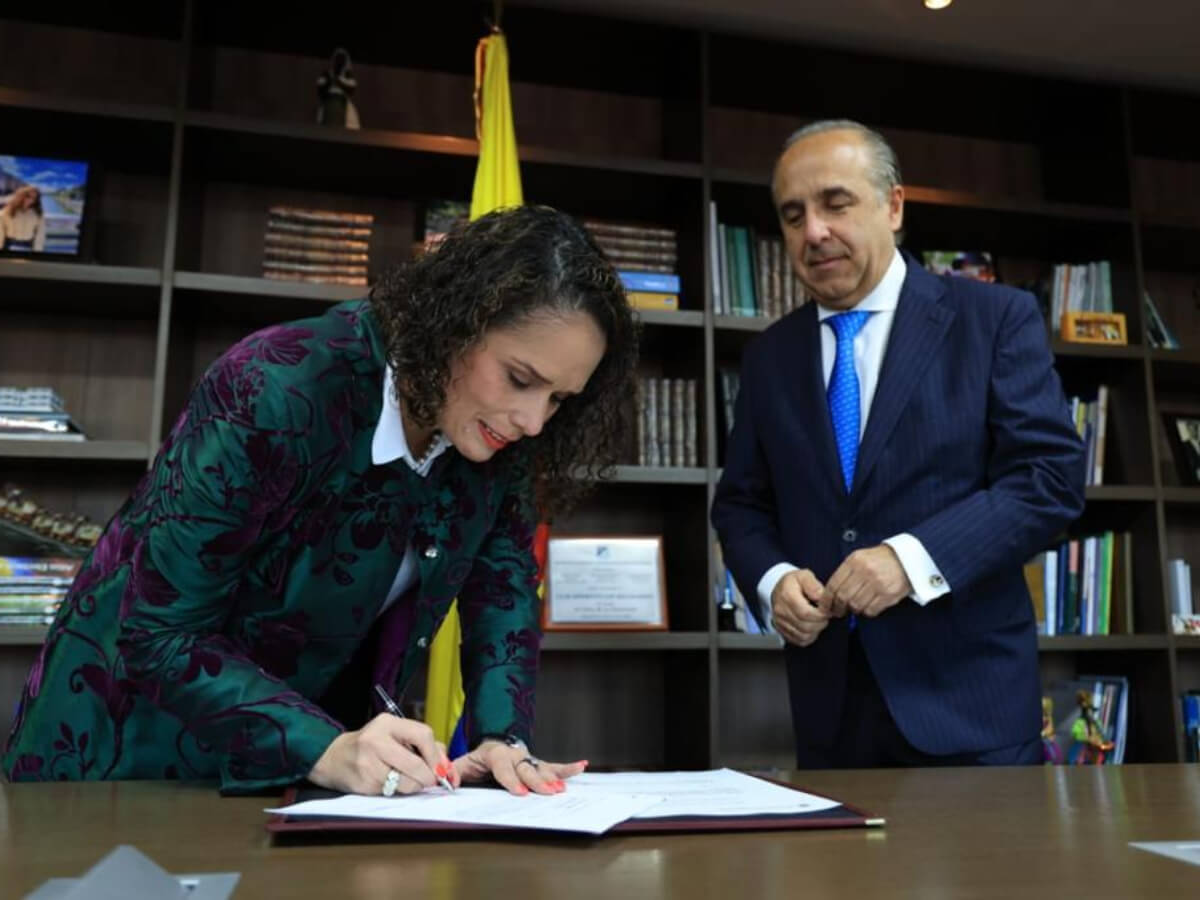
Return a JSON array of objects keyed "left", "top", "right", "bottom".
[{"left": 781, "top": 119, "right": 902, "bottom": 202}]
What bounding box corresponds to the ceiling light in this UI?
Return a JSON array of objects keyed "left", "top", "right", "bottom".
[{"left": 924, "top": 0, "right": 953, "bottom": 8}]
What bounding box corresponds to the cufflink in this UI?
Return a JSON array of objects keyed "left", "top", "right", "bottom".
[{"left": 930, "top": 574, "right": 945, "bottom": 587}]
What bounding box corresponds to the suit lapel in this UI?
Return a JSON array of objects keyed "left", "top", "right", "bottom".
[
  {"left": 852, "top": 261, "right": 954, "bottom": 495},
  {"left": 788, "top": 303, "right": 844, "bottom": 496}
]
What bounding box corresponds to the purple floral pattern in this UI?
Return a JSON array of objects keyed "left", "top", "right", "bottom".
[{"left": 3, "top": 302, "right": 541, "bottom": 792}]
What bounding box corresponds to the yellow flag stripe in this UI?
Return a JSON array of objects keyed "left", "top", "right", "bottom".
[{"left": 424, "top": 30, "right": 523, "bottom": 746}]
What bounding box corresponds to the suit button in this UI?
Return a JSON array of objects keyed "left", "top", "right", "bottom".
[
  {"left": 842, "top": 528, "right": 857, "bottom": 543},
  {"left": 423, "top": 546, "right": 439, "bottom": 559},
  {"left": 416, "top": 636, "right": 429, "bottom": 648},
  {"left": 930, "top": 574, "right": 945, "bottom": 588}
]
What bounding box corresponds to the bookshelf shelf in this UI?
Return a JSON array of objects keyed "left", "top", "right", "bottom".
[
  {"left": 714, "top": 315, "right": 771, "bottom": 333},
  {"left": 1038, "top": 635, "right": 1168, "bottom": 652},
  {"left": 607, "top": 466, "right": 707, "bottom": 485},
  {"left": 0, "top": 260, "right": 161, "bottom": 288},
  {"left": 0, "top": 440, "right": 150, "bottom": 462},
  {"left": 0, "top": 86, "right": 175, "bottom": 125},
  {"left": 0, "top": 626, "right": 49, "bottom": 647},
  {"left": 1162, "top": 488, "right": 1200, "bottom": 505},
  {"left": 637, "top": 310, "right": 704, "bottom": 329},
  {"left": 1050, "top": 341, "right": 1145, "bottom": 360},
  {"left": 184, "top": 110, "right": 704, "bottom": 179},
  {"left": 1174, "top": 636, "right": 1200, "bottom": 650},
  {"left": 541, "top": 632, "right": 708, "bottom": 651},
  {"left": 718, "top": 633, "right": 783, "bottom": 651},
  {"left": 173, "top": 271, "right": 360, "bottom": 302},
  {"left": 1084, "top": 486, "right": 1158, "bottom": 502}
]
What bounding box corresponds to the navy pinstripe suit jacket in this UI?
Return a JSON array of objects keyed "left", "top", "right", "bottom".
[{"left": 711, "top": 254, "right": 1087, "bottom": 757}]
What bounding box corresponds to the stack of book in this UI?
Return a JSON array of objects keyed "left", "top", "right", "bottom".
[
  {"left": 0, "top": 387, "right": 85, "bottom": 441},
  {"left": 1025, "top": 531, "right": 1133, "bottom": 637},
  {"left": 714, "top": 366, "right": 742, "bottom": 465},
  {"left": 710, "top": 203, "right": 807, "bottom": 319},
  {"left": 263, "top": 206, "right": 373, "bottom": 286},
  {"left": 1048, "top": 260, "right": 1113, "bottom": 334},
  {"left": 583, "top": 219, "right": 680, "bottom": 312},
  {"left": 0, "top": 555, "right": 80, "bottom": 627},
  {"left": 634, "top": 375, "right": 697, "bottom": 467},
  {"left": 1066, "top": 386, "right": 1109, "bottom": 486}
]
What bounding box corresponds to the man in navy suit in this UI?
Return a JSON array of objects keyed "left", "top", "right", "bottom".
[{"left": 711, "top": 121, "right": 1086, "bottom": 767}]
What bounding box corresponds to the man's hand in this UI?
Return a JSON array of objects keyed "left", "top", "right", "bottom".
[
  {"left": 771, "top": 569, "right": 835, "bottom": 647},
  {"left": 823, "top": 545, "right": 912, "bottom": 619}
]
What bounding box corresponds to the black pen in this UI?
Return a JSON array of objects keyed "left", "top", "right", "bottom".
[{"left": 374, "top": 683, "right": 455, "bottom": 792}]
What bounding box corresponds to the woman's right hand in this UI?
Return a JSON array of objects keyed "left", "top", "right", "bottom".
[{"left": 308, "top": 714, "right": 458, "bottom": 796}]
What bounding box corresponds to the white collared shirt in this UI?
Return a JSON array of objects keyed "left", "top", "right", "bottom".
[
  {"left": 374, "top": 366, "right": 453, "bottom": 614},
  {"left": 756, "top": 249, "right": 951, "bottom": 621}
]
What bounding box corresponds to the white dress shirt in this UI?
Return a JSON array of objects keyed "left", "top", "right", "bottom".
[
  {"left": 756, "top": 249, "right": 951, "bottom": 618},
  {"left": 372, "top": 365, "right": 453, "bottom": 615}
]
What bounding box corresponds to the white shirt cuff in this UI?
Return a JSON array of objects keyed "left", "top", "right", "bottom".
[
  {"left": 883, "top": 533, "right": 950, "bottom": 606},
  {"left": 756, "top": 563, "right": 798, "bottom": 629}
]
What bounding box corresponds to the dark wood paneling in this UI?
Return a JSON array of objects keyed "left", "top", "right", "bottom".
[{"left": 0, "top": 20, "right": 179, "bottom": 105}]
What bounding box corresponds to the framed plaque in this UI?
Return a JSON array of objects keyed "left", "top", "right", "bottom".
[{"left": 544, "top": 535, "right": 668, "bottom": 631}]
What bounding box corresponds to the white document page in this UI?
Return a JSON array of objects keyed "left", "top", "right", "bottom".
[
  {"left": 266, "top": 786, "right": 665, "bottom": 835},
  {"left": 268, "top": 769, "right": 838, "bottom": 834},
  {"left": 568, "top": 768, "right": 840, "bottom": 819}
]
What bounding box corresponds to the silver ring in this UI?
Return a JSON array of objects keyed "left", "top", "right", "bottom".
[
  {"left": 516, "top": 755, "right": 540, "bottom": 769},
  {"left": 382, "top": 768, "right": 402, "bottom": 797}
]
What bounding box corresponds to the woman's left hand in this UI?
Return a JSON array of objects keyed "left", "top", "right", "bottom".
[{"left": 452, "top": 739, "right": 587, "bottom": 795}]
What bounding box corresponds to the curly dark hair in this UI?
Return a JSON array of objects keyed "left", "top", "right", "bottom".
[{"left": 369, "top": 205, "right": 639, "bottom": 517}]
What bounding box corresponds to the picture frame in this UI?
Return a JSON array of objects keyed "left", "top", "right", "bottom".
[
  {"left": 543, "top": 535, "right": 668, "bottom": 631},
  {"left": 1163, "top": 413, "right": 1200, "bottom": 487},
  {"left": 0, "top": 152, "right": 95, "bottom": 260},
  {"left": 1060, "top": 311, "right": 1128, "bottom": 345}
]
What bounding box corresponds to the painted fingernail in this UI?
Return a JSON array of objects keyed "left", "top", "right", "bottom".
[{"left": 517, "top": 785, "right": 529, "bottom": 796}]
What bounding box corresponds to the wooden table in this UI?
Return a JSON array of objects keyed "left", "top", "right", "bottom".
[{"left": 3, "top": 765, "right": 1199, "bottom": 898}]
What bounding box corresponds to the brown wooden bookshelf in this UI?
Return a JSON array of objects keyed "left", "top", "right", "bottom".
[
  {"left": 1039, "top": 635, "right": 1169, "bottom": 652},
  {"left": 713, "top": 315, "right": 771, "bottom": 332},
  {"left": 542, "top": 632, "right": 709, "bottom": 652},
  {"left": 0, "top": 86, "right": 176, "bottom": 124},
  {"left": 0, "top": 627, "right": 49, "bottom": 647},
  {"left": 1, "top": 3, "right": 1198, "bottom": 767},
  {"left": 1084, "top": 485, "right": 1158, "bottom": 502},
  {"left": 0, "top": 440, "right": 150, "bottom": 461},
  {"left": 606, "top": 466, "right": 707, "bottom": 485},
  {"left": 0, "top": 259, "right": 162, "bottom": 287},
  {"left": 172, "top": 271, "right": 361, "bottom": 302},
  {"left": 1050, "top": 341, "right": 1146, "bottom": 360}
]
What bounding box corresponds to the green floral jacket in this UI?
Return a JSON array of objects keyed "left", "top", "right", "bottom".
[{"left": 3, "top": 301, "right": 541, "bottom": 792}]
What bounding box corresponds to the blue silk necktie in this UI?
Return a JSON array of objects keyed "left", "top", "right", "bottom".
[
  {"left": 826, "top": 310, "right": 873, "bottom": 493},
  {"left": 826, "top": 310, "right": 873, "bottom": 632}
]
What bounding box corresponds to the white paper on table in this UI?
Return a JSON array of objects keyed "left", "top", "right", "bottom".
[
  {"left": 266, "top": 786, "right": 666, "bottom": 835},
  {"left": 1130, "top": 841, "right": 1200, "bottom": 867},
  {"left": 567, "top": 768, "right": 840, "bottom": 819}
]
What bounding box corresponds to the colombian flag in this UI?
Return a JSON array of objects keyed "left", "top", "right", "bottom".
[{"left": 424, "top": 28, "right": 524, "bottom": 759}]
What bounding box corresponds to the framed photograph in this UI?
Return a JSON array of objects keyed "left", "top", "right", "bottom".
[
  {"left": 1163, "top": 413, "right": 1200, "bottom": 487},
  {"left": 544, "top": 535, "right": 668, "bottom": 631},
  {"left": 0, "top": 153, "right": 92, "bottom": 258},
  {"left": 1061, "top": 311, "right": 1128, "bottom": 345}
]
